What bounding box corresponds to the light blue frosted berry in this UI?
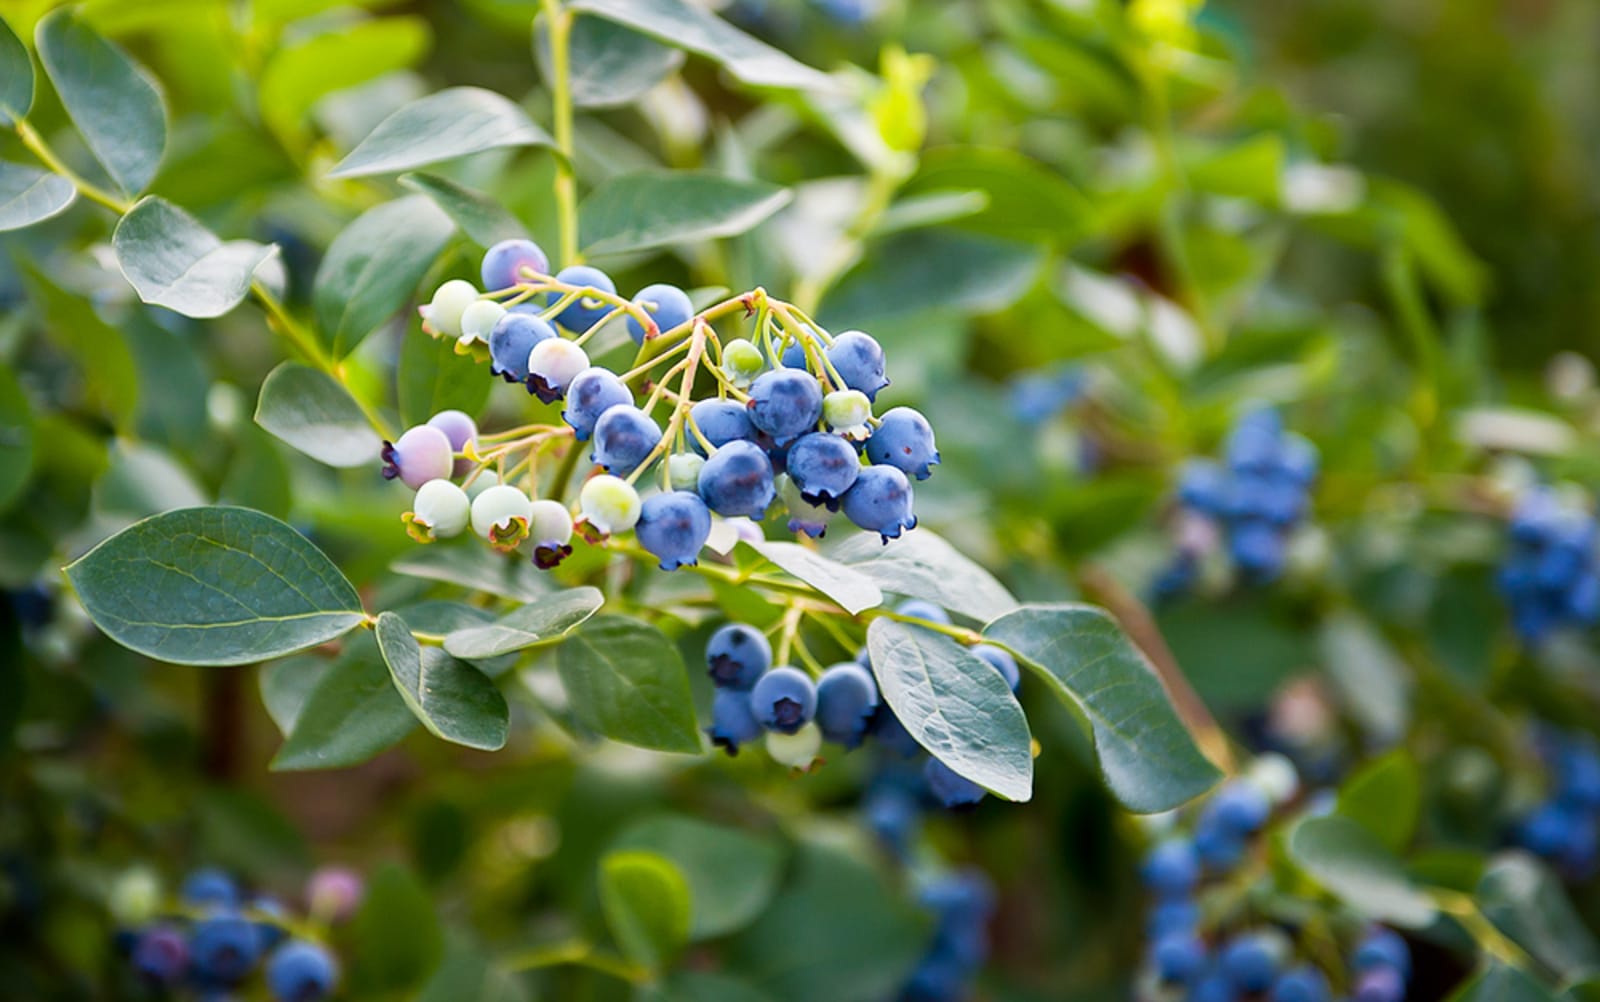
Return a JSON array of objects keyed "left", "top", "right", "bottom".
[
  {"left": 825, "top": 330, "right": 889, "bottom": 400},
  {"left": 970, "top": 644, "right": 1020, "bottom": 692},
  {"left": 636, "top": 491, "right": 711, "bottom": 570},
  {"left": 689, "top": 399, "right": 758, "bottom": 455},
  {"left": 706, "top": 623, "right": 772, "bottom": 689},
  {"left": 563, "top": 367, "right": 632, "bottom": 441},
  {"left": 698, "top": 440, "right": 776, "bottom": 519},
  {"left": 815, "top": 662, "right": 879, "bottom": 747},
  {"left": 266, "top": 940, "right": 338, "bottom": 1002},
  {"left": 547, "top": 265, "right": 616, "bottom": 332},
  {"left": 786, "top": 432, "right": 860, "bottom": 507},
  {"left": 489, "top": 313, "right": 556, "bottom": 383},
  {"left": 896, "top": 599, "right": 949, "bottom": 625},
  {"left": 709, "top": 687, "right": 764, "bottom": 755},
  {"left": 750, "top": 666, "right": 817, "bottom": 734},
  {"left": 748, "top": 369, "right": 824, "bottom": 446},
  {"left": 591, "top": 406, "right": 662, "bottom": 476},
  {"left": 842, "top": 466, "right": 916, "bottom": 541},
  {"left": 865, "top": 407, "right": 939, "bottom": 480},
  {"left": 924, "top": 757, "right": 987, "bottom": 807},
  {"left": 626, "top": 283, "right": 694, "bottom": 345},
  {"left": 481, "top": 238, "right": 549, "bottom": 291}
]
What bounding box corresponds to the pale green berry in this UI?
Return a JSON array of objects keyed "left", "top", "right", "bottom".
[
  {"left": 428, "top": 280, "right": 479, "bottom": 339},
  {"left": 580, "top": 474, "right": 641, "bottom": 534},
  {"left": 405, "top": 479, "right": 471, "bottom": 542},
  {"left": 459, "top": 299, "right": 507, "bottom": 346},
  {"left": 108, "top": 867, "right": 163, "bottom": 927},
  {"left": 823, "top": 389, "right": 873, "bottom": 441},
  {"left": 721, "top": 338, "right": 766, "bottom": 388},
  {"left": 668, "top": 453, "right": 706, "bottom": 492},
  {"left": 766, "top": 721, "right": 822, "bottom": 769},
  {"left": 470, "top": 483, "right": 533, "bottom": 551},
  {"left": 465, "top": 471, "right": 500, "bottom": 500}
]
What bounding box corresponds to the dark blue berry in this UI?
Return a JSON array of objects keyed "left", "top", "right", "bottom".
[
  {"left": 1152, "top": 931, "right": 1207, "bottom": 984},
  {"left": 626, "top": 283, "right": 694, "bottom": 345},
  {"left": 636, "top": 491, "right": 711, "bottom": 570},
  {"left": 748, "top": 369, "right": 824, "bottom": 445},
  {"left": 924, "top": 757, "right": 986, "bottom": 807},
  {"left": 865, "top": 407, "right": 939, "bottom": 480},
  {"left": 689, "top": 399, "right": 758, "bottom": 455},
  {"left": 706, "top": 623, "right": 772, "bottom": 690},
  {"left": 265, "top": 940, "right": 338, "bottom": 1002},
  {"left": 708, "top": 687, "right": 764, "bottom": 755},
  {"left": 182, "top": 868, "right": 240, "bottom": 910},
  {"left": 547, "top": 265, "right": 616, "bottom": 332},
  {"left": 750, "top": 667, "right": 817, "bottom": 734},
  {"left": 489, "top": 313, "right": 556, "bottom": 383},
  {"left": 825, "top": 330, "right": 889, "bottom": 400},
  {"left": 814, "top": 662, "right": 879, "bottom": 747},
  {"left": 785, "top": 432, "right": 860, "bottom": 507},
  {"left": 1270, "top": 966, "right": 1329, "bottom": 1002},
  {"left": 1141, "top": 838, "right": 1200, "bottom": 898},
  {"left": 1219, "top": 933, "right": 1279, "bottom": 992},
  {"left": 132, "top": 925, "right": 189, "bottom": 985},
  {"left": 590, "top": 406, "right": 662, "bottom": 475},
  {"left": 841, "top": 465, "right": 916, "bottom": 541},
  {"left": 563, "top": 367, "right": 632, "bottom": 441},
  {"left": 481, "top": 239, "right": 549, "bottom": 291},
  {"left": 191, "top": 911, "right": 263, "bottom": 984},
  {"left": 1352, "top": 928, "right": 1410, "bottom": 980},
  {"left": 697, "top": 440, "right": 776, "bottom": 519}
]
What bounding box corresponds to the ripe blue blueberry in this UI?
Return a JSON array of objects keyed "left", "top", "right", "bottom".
[
  {"left": 841, "top": 465, "right": 916, "bottom": 541},
  {"left": 191, "top": 911, "right": 263, "bottom": 984},
  {"left": 1270, "top": 966, "right": 1329, "bottom": 1002},
  {"left": 636, "top": 491, "right": 712, "bottom": 570},
  {"left": 1141, "top": 838, "right": 1200, "bottom": 898},
  {"left": 1230, "top": 519, "right": 1287, "bottom": 580},
  {"left": 814, "top": 662, "right": 879, "bottom": 747},
  {"left": 182, "top": 867, "right": 241, "bottom": 909},
  {"left": 1192, "top": 972, "right": 1239, "bottom": 1002},
  {"left": 1225, "top": 409, "right": 1285, "bottom": 473},
  {"left": 750, "top": 666, "right": 817, "bottom": 734},
  {"left": 1219, "top": 932, "right": 1281, "bottom": 992},
  {"left": 897, "top": 599, "right": 951, "bottom": 625},
  {"left": 1152, "top": 931, "right": 1207, "bottom": 984},
  {"left": 825, "top": 330, "right": 889, "bottom": 400},
  {"left": 1352, "top": 928, "right": 1411, "bottom": 980},
  {"left": 489, "top": 313, "right": 556, "bottom": 383},
  {"left": 252, "top": 896, "right": 289, "bottom": 950},
  {"left": 706, "top": 623, "right": 772, "bottom": 690},
  {"left": 427, "top": 410, "right": 477, "bottom": 477},
  {"left": 132, "top": 925, "right": 189, "bottom": 985},
  {"left": 266, "top": 940, "right": 338, "bottom": 1002},
  {"left": 970, "top": 644, "right": 1020, "bottom": 692},
  {"left": 780, "top": 328, "right": 821, "bottom": 369},
  {"left": 591, "top": 406, "right": 662, "bottom": 476},
  {"left": 1354, "top": 967, "right": 1405, "bottom": 1002},
  {"left": 547, "top": 265, "right": 616, "bottom": 332},
  {"left": 924, "top": 757, "right": 987, "bottom": 808},
  {"left": 1178, "top": 460, "right": 1229, "bottom": 514},
  {"left": 865, "top": 407, "right": 939, "bottom": 480},
  {"left": 708, "top": 687, "right": 764, "bottom": 755},
  {"left": 689, "top": 399, "right": 758, "bottom": 455},
  {"left": 1205, "top": 780, "right": 1271, "bottom": 836},
  {"left": 1194, "top": 822, "right": 1245, "bottom": 870},
  {"left": 863, "top": 785, "right": 920, "bottom": 855},
  {"left": 563, "top": 367, "right": 632, "bottom": 441},
  {"left": 381, "top": 425, "right": 455, "bottom": 490},
  {"left": 785, "top": 432, "right": 861, "bottom": 507},
  {"left": 626, "top": 283, "right": 694, "bottom": 345},
  {"left": 748, "top": 369, "right": 824, "bottom": 445},
  {"left": 481, "top": 238, "right": 549, "bottom": 291},
  {"left": 1147, "top": 899, "right": 1200, "bottom": 938},
  {"left": 697, "top": 440, "right": 776, "bottom": 519}
]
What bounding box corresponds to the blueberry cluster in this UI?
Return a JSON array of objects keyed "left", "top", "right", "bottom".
[
  {"left": 704, "top": 600, "right": 1020, "bottom": 795},
  {"left": 1514, "top": 730, "right": 1600, "bottom": 876},
  {"left": 398, "top": 239, "right": 938, "bottom": 571},
  {"left": 897, "top": 870, "right": 996, "bottom": 1002},
  {"left": 1140, "top": 776, "right": 1413, "bottom": 1002},
  {"left": 1496, "top": 487, "right": 1600, "bottom": 645},
  {"left": 1157, "top": 410, "right": 1318, "bottom": 596},
  {"left": 111, "top": 865, "right": 357, "bottom": 1000}
]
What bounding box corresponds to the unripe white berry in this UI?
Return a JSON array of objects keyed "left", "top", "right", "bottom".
[
  {"left": 428, "top": 280, "right": 479, "bottom": 339},
  {"left": 580, "top": 475, "right": 642, "bottom": 534}
]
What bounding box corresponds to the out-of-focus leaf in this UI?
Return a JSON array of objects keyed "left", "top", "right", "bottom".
[
  {"left": 391, "top": 543, "right": 551, "bottom": 602},
  {"left": 254, "top": 362, "right": 383, "bottom": 467},
  {"left": 113, "top": 196, "right": 276, "bottom": 318},
  {"left": 580, "top": 171, "right": 790, "bottom": 255},
  {"left": 313, "top": 194, "right": 454, "bottom": 355},
  {"left": 536, "top": 13, "right": 684, "bottom": 109},
  {"left": 272, "top": 635, "right": 417, "bottom": 771},
  {"left": 328, "top": 87, "right": 554, "bottom": 178},
  {"left": 0, "top": 364, "right": 35, "bottom": 513},
  {"left": 613, "top": 814, "right": 785, "bottom": 940},
  {"left": 397, "top": 324, "right": 492, "bottom": 427},
  {"left": 1287, "top": 815, "right": 1436, "bottom": 928},
  {"left": 399, "top": 172, "right": 526, "bottom": 248},
  {"left": 820, "top": 229, "right": 1044, "bottom": 327},
  {"left": 599, "top": 850, "right": 691, "bottom": 970},
  {"left": 21, "top": 264, "right": 138, "bottom": 427},
  {"left": 1337, "top": 750, "right": 1421, "bottom": 853},
  {"left": 904, "top": 146, "right": 1090, "bottom": 243},
  {"left": 0, "top": 13, "right": 32, "bottom": 125},
  {"left": 259, "top": 16, "right": 429, "bottom": 147},
  {"left": 1317, "top": 612, "right": 1410, "bottom": 745},
  {"left": 0, "top": 162, "right": 75, "bottom": 231},
  {"left": 352, "top": 864, "right": 443, "bottom": 992},
  {"left": 1478, "top": 853, "right": 1600, "bottom": 980}
]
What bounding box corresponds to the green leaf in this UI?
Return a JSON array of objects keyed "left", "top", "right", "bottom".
[
  {"left": 0, "top": 162, "right": 75, "bottom": 231},
  {"left": 259, "top": 16, "right": 430, "bottom": 147},
  {"left": 417, "top": 939, "right": 531, "bottom": 1002},
  {"left": 599, "top": 850, "right": 691, "bottom": 970},
  {"left": 391, "top": 543, "right": 551, "bottom": 602},
  {"left": 20, "top": 264, "right": 138, "bottom": 427},
  {"left": 0, "top": 363, "right": 35, "bottom": 513},
  {"left": 866, "top": 619, "right": 1032, "bottom": 801},
  {"left": 568, "top": 0, "right": 832, "bottom": 91},
  {"left": 352, "top": 863, "right": 444, "bottom": 992},
  {"left": 65, "top": 506, "right": 366, "bottom": 666},
  {"left": 442, "top": 587, "right": 604, "bottom": 660},
  {"left": 375, "top": 612, "right": 508, "bottom": 752},
  {"left": 113, "top": 196, "right": 277, "bottom": 318},
  {"left": 819, "top": 229, "right": 1044, "bottom": 327},
  {"left": 397, "top": 322, "right": 492, "bottom": 428},
  {"left": 35, "top": 9, "right": 165, "bottom": 195},
  {"left": 328, "top": 86, "right": 555, "bottom": 179},
  {"left": 254, "top": 362, "right": 383, "bottom": 468},
  {"left": 1317, "top": 612, "right": 1411, "bottom": 745},
  {"left": 579, "top": 171, "right": 791, "bottom": 256},
  {"left": 1286, "top": 815, "right": 1437, "bottom": 928},
  {"left": 744, "top": 540, "right": 881, "bottom": 616},
  {"left": 258, "top": 656, "right": 333, "bottom": 738},
  {"left": 640, "top": 972, "right": 777, "bottom": 1002},
  {"left": 1187, "top": 134, "right": 1286, "bottom": 203},
  {"left": 727, "top": 837, "right": 927, "bottom": 1002},
  {"left": 272, "top": 637, "right": 417, "bottom": 770},
  {"left": 904, "top": 146, "right": 1091, "bottom": 243},
  {"left": 537, "top": 14, "right": 684, "bottom": 109},
  {"left": 830, "top": 530, "right": 1017, "bottom": 623},
  {"left": 0, "top": 13, "right": 32, "bottom": 125},
  {"left": 1337, "top": 750, "right": 1421, "bottom": 853},
  {"left": 554, "top": 616, "right": 701, "bottom": 753},
  {"left": 613, "top": 814, "right": 785, "bottom": 940},
  {"left": 983, "top": 604, "right": 1220, "bottom": 813},
  {"left": 1449, "top": 964, "right": 1558, "bottom": 1002},
  {"left": 313, "top": 194, "right": 455, "bottom": 355},
  {"left": 399, "top": 172, "right": 526, "bottom": 248},
  {"left": 1478, "top": 853, "right": 1600, "bottom": 979}
]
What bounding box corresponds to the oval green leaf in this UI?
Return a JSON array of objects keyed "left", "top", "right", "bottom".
[
  {"left": 399, "top": 172, "right": 526, "bottom": 249},
  {"left": 390, "top": 543, "right": 552, "bottom": 603},
  {"left": 613, "top": 814, "right": 786, "bottom": 940},
  {"left": 538, "top": 14, "right": 685, "bottom": 109},
  {"left": 313, "top": 194, "right": 455, "bottom": 355},
  {"left": 114, "top": 196, "right": 278, "bottom": 318},
  {"left": 65, "top": 506, "right": 366, "bottom": 666},
  {"left": 397, "top": 317, "right": 493, "bottom": 427},
  {"left": 580, "top": 171, "right": 791, "bottom": 256},
  {"left": 0, "top": 13, "right": 31, "bottom": 125},
  {"left": 599, "top": 850, "right": 691, "bottom": 970},
  {"left": 254, "top": 362, "right": 383, "bottom": 468},
  {"left": 865, "top": 618, "right": 1032, "bottom": 801},
  {"left": 375, "top": 612, "right": 508, "bottom": 752},
  {"left": 983, "top": 603, "right": 1220, "bottom": 813},
  {"left": 745, "top": 540, "right": 881, "bottom": 616},
  {"left": 36, "top": 9, "right": 166, "bottom": 195},
  {"left": 831, "top": 529, "right": 1017, "bottom": 623},
  {"left": 272, "top": 636, "right": 417, "bottom": 771},
  {"left": 0, "top": 161, "right": 75, "bottom": 231},
  {"left": 328, "top": 86, "right": 555, "bottom": 179},
  {"left": 819, "top": 229, "right": 1044, "bottom": 327},
  {"left": 569, "top": 0, "right": 832, "bottom": 91},
  {"left": 259, "top": 16, "right": 430, "bottom": 148},
  {"left": 554, "top": 616, "right": 701, "bottom": 754},
  {"left": 442, "top": 587, "right": 605, "bottom": 660},
  {"left": 1478, "top": 853, "right": 1600, "bottom": 979},
  {"left": 1287, "top": 815, "right": 1437, "bottom": 929}
]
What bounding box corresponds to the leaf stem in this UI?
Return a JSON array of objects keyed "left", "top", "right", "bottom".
[
  {"left": 541, "top": 0, "right": 580, "bottom": 265},
  {"left": 13, "top": 119, "right": 130, "bottom": 214},
  {"left": 501, "top": 939, "right": 647, "bottom": 983}
]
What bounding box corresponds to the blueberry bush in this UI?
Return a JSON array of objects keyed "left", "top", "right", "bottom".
[{"left": 2, "top": 0, "right": 1599, "bottom": 999}]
